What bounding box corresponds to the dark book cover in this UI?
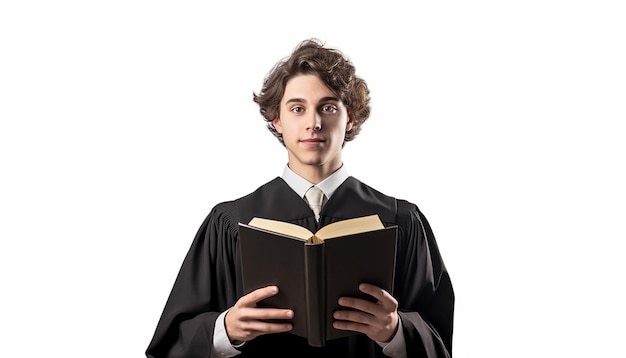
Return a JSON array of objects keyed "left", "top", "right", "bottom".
[{"left": 238, "top": 221, "right": 398, "bottom": 347}]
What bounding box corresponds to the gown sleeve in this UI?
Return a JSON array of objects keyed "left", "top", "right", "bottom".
[
  {"left": 146, "top": 202, "right": 242, "bottom": 358},
  {"left": 394, "top": 200, "right": 455, "bottom": 357}
]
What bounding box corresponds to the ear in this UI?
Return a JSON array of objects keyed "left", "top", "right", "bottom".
[
  {"left": 272, "top": 117, "right": 283, "bottom": 133},
  {"left": 345, "top": 113, "right": 354, "bottom": 132}
]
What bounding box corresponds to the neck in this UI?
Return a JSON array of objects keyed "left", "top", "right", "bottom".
[{"left": 288, "top": 161, "right": 343, "bottom": 185}]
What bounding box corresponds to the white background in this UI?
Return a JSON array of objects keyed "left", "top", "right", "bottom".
[{"left": 1, "top": 1, "right": 625, "bottom": 357}]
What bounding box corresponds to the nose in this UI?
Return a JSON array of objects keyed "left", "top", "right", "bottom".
[{"left": 307, "top": 112, "right": 322, "bottom": 132}]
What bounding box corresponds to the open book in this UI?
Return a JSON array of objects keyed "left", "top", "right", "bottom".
[{"left": 238, "top": 214, "right": 398, "bottom": 347}]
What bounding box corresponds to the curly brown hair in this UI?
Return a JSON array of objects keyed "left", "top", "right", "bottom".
[{"left": 253, "top": 39, "right": 371, "bottom": 146}]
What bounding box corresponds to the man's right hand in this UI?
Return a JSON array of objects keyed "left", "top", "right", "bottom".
[{"left": 224, "top": 286, "right": 294, "bottom": 345}]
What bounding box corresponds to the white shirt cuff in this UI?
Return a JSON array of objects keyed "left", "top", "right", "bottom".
[
  {"left": 376, "top": 316, "right": 407, "bottom": 358},
  {"left": 211, "top": 309, "right": 243, "bottom": 358}
]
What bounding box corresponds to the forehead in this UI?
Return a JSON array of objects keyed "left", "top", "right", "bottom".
[{"left": 282, "top": 74, "right": 337, "bottom": 102}]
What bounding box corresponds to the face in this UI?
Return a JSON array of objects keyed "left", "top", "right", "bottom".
[{"left": 273, "top": 74, "right": 353, "bottom": 177}]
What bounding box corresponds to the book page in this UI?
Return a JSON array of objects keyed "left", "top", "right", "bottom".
[
  {"left": 316, "top": 215, "right": 383, "bottom": 240},
  {"left": 248, "top": 217, "right": 314, "bottom": 241}
]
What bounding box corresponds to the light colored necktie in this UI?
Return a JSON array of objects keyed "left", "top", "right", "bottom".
[{"left": 305, "top": 186, "right": 325, "bottom": 221}]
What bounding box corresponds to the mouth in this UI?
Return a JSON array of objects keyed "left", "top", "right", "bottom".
[
  {"left": 300, "top": 138, "right": 324, "bottom": 143},
  {"left": 300, "top": 137, "right": 324, "bottom": 148},
  {"left": 300, "top": 137, "right": 325, "bottom": 147}
]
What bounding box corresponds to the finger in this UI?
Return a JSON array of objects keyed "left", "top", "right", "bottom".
[
  {"left": 333, "top": 313, "right": 398, "bottom": 343},
  {"left": 333, "top": 308, "right": 373, "bottom": 326},
  {"left": 237, "top": 286, "right": 280, "bottom": 307},
  {"left": 358, "top": 283, "right": 398, "bottom": 310},
  {"left": 333, "top": 305, "right": 398, "bottom": 343},
  {"left": 239, "top": 319, "right": 294, "bottom": 334},
  {"left": 332, "top": 317, "right": 369, "bottom": 333},
  {"left": 237, "top": 307, "right": 294, "bottom": 321},
  {"left": 226, "top": 305, "right": 294, "bottom": 343},
  {"left": 337, "top": 296, "right": 377, "bottom": 314},
  {"left": 357, "top": 283, "right": 387, "bottom": 302},
  {"left": 229, "top": 317, "right": 294, "bottom": 343},
  {"left": 334, "top": 304, "right": 396, "bottom": 328}
]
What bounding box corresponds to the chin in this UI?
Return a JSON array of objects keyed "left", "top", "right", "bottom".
[
  {"left": 299, "top": 156, "right": 325, "bottom": 166},
  {"left": 303, "top": 160, "right": 324, "bottom": 166}
]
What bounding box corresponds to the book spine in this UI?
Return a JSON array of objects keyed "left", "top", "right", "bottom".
[{"left": 304, "top": 243, "right": 325, "bottom": 347}]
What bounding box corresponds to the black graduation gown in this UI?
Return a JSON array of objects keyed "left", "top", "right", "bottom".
[{"left": 146, "top": 177, "right": 454, "bottom": 358}]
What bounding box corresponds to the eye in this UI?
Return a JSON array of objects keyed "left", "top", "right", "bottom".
[
  {"left": 290, "top": 106, "right": 305, "bottom": 114},
  {"left": 320, "top": 105, "right": 338, "bottom": 113}
]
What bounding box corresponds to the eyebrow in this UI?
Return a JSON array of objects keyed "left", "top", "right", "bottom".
[{"left": 284, "top": 96, "right": 341, "bottom": 105}]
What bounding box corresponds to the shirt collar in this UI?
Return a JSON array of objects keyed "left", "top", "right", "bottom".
[{"left": 281, "top": 165, "right": 350, "bottom": 199}]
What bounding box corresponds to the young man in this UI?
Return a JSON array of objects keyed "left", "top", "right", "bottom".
[{"left": 146, "top": 39, "right": 454, "bottom": 358}]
